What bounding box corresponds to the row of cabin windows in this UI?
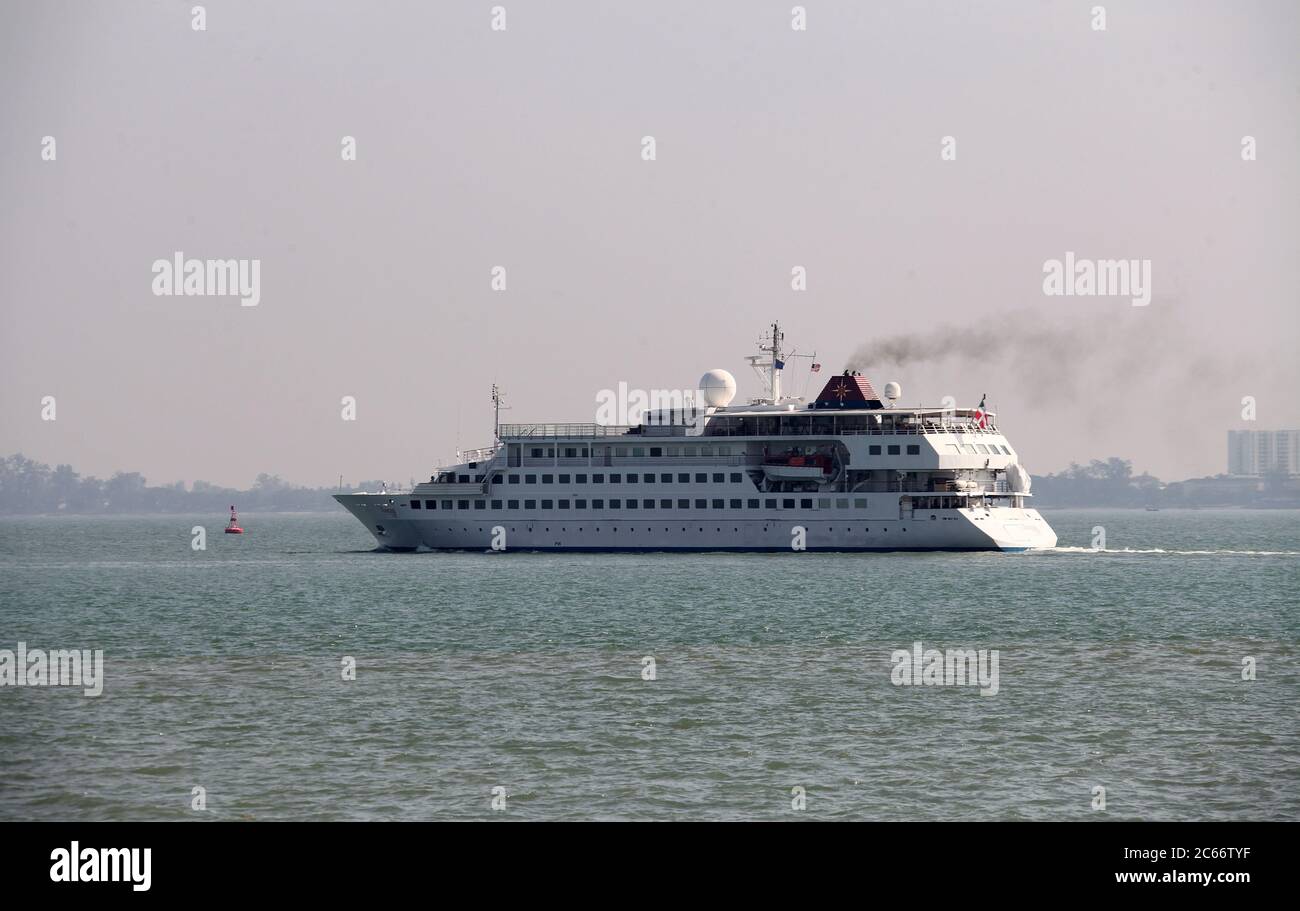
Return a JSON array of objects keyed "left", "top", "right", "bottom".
[
  {"left": 442, "top": 472, "right": 747, "bottom": 485},
  {"left": 446, "top": 446, "right": 1007, "bottom": 483},
  {"left": 519, "top": 442, "right": 1009, "bottom": 460},
  {"left": 506, "top": 472, "right": 744, "bottom": 485},
  {"left": 527, "top": 445, "right": 735, "bottom": 458},
  {"left": 412, "top": 497, "right": 879, "bottom": 511}
]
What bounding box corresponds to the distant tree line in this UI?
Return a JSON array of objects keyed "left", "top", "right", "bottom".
[
  {"left": 1033, "top": 457, "right": 1300, "bottom": 508},
  {"left": 1032, "top": 458, "right": 1163, "bottom": 507},
  {"left": 0, "top": 454, "right": 392, "bottom": 515}
]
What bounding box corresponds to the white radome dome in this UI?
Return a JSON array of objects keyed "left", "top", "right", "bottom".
[
  {"left": 884, "top": 381, "right": 902, "bottom": 401},
  {"left": 699, "top": 369, "right": 737, "bottom": 407}
]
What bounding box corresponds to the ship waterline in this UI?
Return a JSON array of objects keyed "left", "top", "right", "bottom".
[{"left": 335, "top": 323, "right": 1058, "bottom": 553}]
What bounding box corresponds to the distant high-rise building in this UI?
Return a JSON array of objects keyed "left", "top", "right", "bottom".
[{"left": 1228, "top": 430, "right": 1300, "bottom": 476}]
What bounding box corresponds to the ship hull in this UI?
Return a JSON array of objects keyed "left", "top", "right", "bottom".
[{"left": 334, "top": 494, "right": 1056, "bottom": 553}]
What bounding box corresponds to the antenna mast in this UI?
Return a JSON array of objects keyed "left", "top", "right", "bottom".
[
  {"left": 746, "top": 322, "right": 814, "bottom": 404},
  {"left": 491, "top": 383, "right": 508, "bottom": 444},
  {"left": 746, "top": 322, "right": 786, "bottom": 403}
]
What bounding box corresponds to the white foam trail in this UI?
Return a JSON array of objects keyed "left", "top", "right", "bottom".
[{"left": 1037, "top": 546, "right": 1300, "bottom": 556}]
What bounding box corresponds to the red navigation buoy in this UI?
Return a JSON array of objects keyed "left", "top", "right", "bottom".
[{"left": 224, "top": 504, "right": 244, "bottom": 534}]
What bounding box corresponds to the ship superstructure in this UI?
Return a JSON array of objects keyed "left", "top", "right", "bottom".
[{"left": 335, "top": 324, "right": 1057, "bottom": 552}]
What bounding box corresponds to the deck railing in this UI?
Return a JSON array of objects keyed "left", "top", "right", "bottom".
[{"left": 499, "top": 423, "right": 633, "bottom": 439}]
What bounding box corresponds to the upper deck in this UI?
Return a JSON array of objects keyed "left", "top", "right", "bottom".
[{"left": 498, "top": 407, "right": 998, "bottom": 442}]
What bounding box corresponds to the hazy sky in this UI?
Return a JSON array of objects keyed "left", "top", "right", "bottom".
[{"left": 2, "top": 0, "right": 1297, "bottom": 488}]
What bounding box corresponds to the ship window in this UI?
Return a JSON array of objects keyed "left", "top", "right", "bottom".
[
  {"left": 678, "top": 499, "right": 690, "bottom": 509},
  {"left": 559, "top": 474, "right": 570, "bottom": 483},
  {"left": 963, "top": 444, "right": 978, "bottom": 454},
  {"left": 685, "top": 445, "right": 697, "bottom": 456},
  {"left": 717, "top": 446, "right": 730, "bottom": 455},
  {"left": 458, "top": 500, "right": 470, "bottom": 510},
  {"left": 576, "top": 474, "right": 587, "bottom": 483},
  {"left": 748, "top": 499, "right": 759, "bottom": 509},
  {"left": 640, "top": 499, "right": 652, "bottom": 509},
  {"left": 642, "top": 473, "right": 654, "bottom": 483},
  {"left": 730, "top": 473, "right": 742, "bottom": 483},
  {"left": 818, "top": 498, "right": 831, "bottom": 509},
  {"left": 474, "top": 475, "right": 484, "bottom": 483},
  {"left": 615, "top": 447, "right": 627, "bottom": 457},
  {"left": 458, "top": 474, "right": 470, "bottom": 483},
  {"left": 473, "top": 500, "right": 486, "bottom": 510},
  {"left": 525, "top": 500, "right": 536, "bottom": 509},
  {"left": 558, "top": 501, "right": 569, "bottom": 509},
  {"left": 426, "top": 500, "right": 437, "bottom": 509},
  {"left": 508, "top": 500, "right": 519, "bottom": 509},
  {"left": 609, "top": 499, "right": 621, "bottom": 508},
  {"left": 593, "top": 474, "right": 604, "bottom": 483},
  {"left": 626, "top": 500, "right": 638, "bottom": 509},
  {"left": 699, "top": 446, "right": 712, "bottom": 456},
  {"left": 592, "top": 499, "right": 604, "bottom": 509},
  {"left": 869, "top": 445, "right": 882, "bottom": 455},
  {"left": 836, "top": 498, "right": 848, "bottom": 509},
  {"left": 678, "top": 473, "right": 690, "bottom": 483},
  {"left": 611, "top": 473, "right": 622, "bottom": 483},
  {"left": 492, "top": 473, "right": 503, "bottom": 483},
  {"left": 730, "top": 499, "right": 742, "bottom": 509},
  {"left": 660, "top": 499, "right": 672, "bottom": 509},
  {"left": 711, "top": 499, "right": 724, "bottom": 509},
  {"left": 530, "top": 448, "right": 543, "bottom": 458},
  {"left": 541, "top": 500, "right": 553, "bottom": 509},
  {"left": 1001, "top": 445, "right": 1012, "bottom": 455},
  {"left": 410, "top": 500, "right": 421, "bottom": 509},
  {"left": 632, "top": 447, "right": 645, "bottom": 457},
  {"left": 508, "top": 475, "right": 520, "bottom": 484},
  {"left": 887, "top": 445, "right": 900, "bottom": 455},
  {"left": 581, "top": 447, "right": 589, "bottom": 457},
  {"left": 766, "top": 498, "right": 777, "bottom": 509},
  {"left": 660, "top": 473, "right": 672, "bottom": 483},
  {"left": 947, "top": 445, "right": 960, "bottom": 454},
  {"left": 491, "top": 500, "right": 502, "bottom": 509},
  {"left": 542, "top": 474, "right": 554, "bottom": 484},
  {"left": 526, "top": 475, "right": 537, "bottom": 484},
  {"left": 976, "top": 444, "right": 989, "bottom": 454},
  {"left": 626, "top": 474, "right": 638, "bottom": 484},
  {"left": 442, "top": 500, "right": 453, "bottom": 510},
  {"left": 712, "top": 473, "right": 724, "bottom": 483},
  {"left": 650, "top": 447, "right": 662, "bottom": 457},
  {"left": 907, "top": 445, "right": 920, "bottom": 455},
  {"left": 564, "top": 447, "right": 577, "bottom": 458},
  {"left": 546, "top": 448, "right": 555, "bottom": 458},
  {"left": 695, "top": 499, "right": 707, "bottom": 509},
  {"left": 666, "top": 447, "right": 679, "bottom": 457},
  {"left": 695, "top": 473, "right": 707, "bottom": 483},
  {"left": 801, "top": 499, "right": 813, "bottom": 509},
  {"left": 782, "top": 499, "right": 795, "bottom": 509}
]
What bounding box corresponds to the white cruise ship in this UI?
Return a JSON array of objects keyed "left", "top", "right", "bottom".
[{"left": 335, "top": 324, "right": 1057, "bottom": 553}]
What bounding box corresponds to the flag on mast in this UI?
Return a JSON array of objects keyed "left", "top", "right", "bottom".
[{"left": 972, "top": 394, "right": 988, "bottom": 429}]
